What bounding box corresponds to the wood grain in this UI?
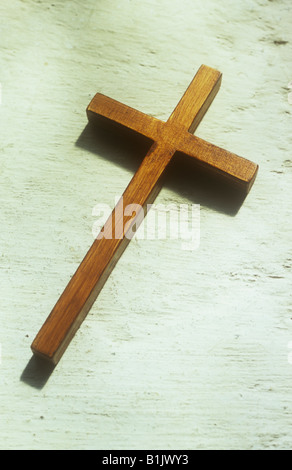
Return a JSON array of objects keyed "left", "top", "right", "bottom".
[{"left": 31, "top": 65, "right": 258, "bottom": 364}]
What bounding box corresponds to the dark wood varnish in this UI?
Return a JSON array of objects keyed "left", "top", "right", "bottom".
[{"left": 31, "top": 65, "right": 258, "bottom": 365}]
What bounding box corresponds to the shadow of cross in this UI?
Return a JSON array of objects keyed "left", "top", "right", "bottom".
[{"left": 31, "top": 65, "right": 259, "bottom": 365}]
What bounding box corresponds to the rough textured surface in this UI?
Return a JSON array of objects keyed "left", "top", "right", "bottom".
[{"left": 0, "top": 0, "right": 291, "bottom": 450}]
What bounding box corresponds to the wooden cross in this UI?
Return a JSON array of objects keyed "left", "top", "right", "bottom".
[{"left": 31, "top": 65, "right": 258, "bottom": 365}]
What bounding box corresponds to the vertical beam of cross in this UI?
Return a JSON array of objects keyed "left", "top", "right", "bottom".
[{"left": 31, "top": 66, "right": 258, "bottom": 365}]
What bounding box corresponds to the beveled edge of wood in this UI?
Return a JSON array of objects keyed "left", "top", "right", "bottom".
[
  {"left": 31, "top": 345, "right": 57, "bottom": 365},
  {"left": 31, "top": 328, "right": 69, "bottom": 365},
  {"left": 168, "top": 65, "right": 222, "bottom": 134},
  {"left": 245, "top": 161, "right": 259, "bottom": 193},
  {"left": 177, "top": 147, "right": 259, "bottom": 194}
]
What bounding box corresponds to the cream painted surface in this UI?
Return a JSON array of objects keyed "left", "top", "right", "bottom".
[{"left": 0, "top": 0, "right": 291, "bottom": 450}]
